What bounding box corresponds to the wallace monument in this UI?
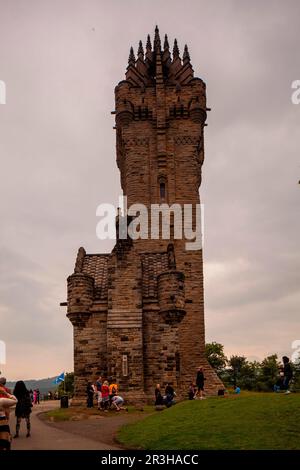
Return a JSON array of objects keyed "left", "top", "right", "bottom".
[{"left": 63, "top": 27, "right": 224, "bottom": 403}]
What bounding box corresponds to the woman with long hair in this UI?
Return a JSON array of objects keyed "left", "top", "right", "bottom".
[{"left": 13, "top": 381, "right": 32, "bottom": 438}]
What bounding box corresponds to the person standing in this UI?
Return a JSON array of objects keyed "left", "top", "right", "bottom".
[
  {"left": 0, "top": 377, "right": 12, "bottom": 419},
  {"left": 36, "top": 389, "right": 40, "bottom": 404},
  {"left": 101, "top": 381, "right": 110, "bottom": 411},
  {"left": 0, "top": 380, "right": 18, "bottom": 450},
  {"left": 154, "top": 384, "right": 164, "bottom": 406},
  {"left": 282, "top": 356, "right": 293, "bottom": 394},
  {"left": 109, "top": 380, "right": 118, "bottom": 405},
  {"left": 13, "top": 381, "right": 32, "bottom": 438},
  {"left": 195, "top": 367, "right": 206, "bottom": 399},
  {"left": 86, "top": 382, "right": 94, "bottom": 408},
  {"left": 95, "top": 376, "right": 102, "bottom": 410}
]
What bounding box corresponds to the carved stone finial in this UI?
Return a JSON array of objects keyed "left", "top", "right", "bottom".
[{"left": 74, "top": 247, "right": 86, "bottom": 273}]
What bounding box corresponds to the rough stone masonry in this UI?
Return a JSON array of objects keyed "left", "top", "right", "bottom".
[{"left": 63, "top": 27, "right": 224, "bottom": 404}]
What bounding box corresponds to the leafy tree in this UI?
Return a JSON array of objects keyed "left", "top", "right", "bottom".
[
  {"left": 259, "top": 354, "right": 280, "bottom": 391},
  {"left": 228, "top": 355, "right": 248, "bottom": 387},
  {"left": 205, "top": 342, "right": 227, "bottom": 374},
  {"left": 237, "top": 361, "right": 261, "bottom": 390},
  {"left": 291, "top": 357, "right": 300, "bottom": 391},
  {"left": 57, "top": 372, "right": 74, "bottom": 397}
]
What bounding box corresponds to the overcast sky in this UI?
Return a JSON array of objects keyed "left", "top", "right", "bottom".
[{"left": 0, "top": 0, "right": 299, "bottom": 380}]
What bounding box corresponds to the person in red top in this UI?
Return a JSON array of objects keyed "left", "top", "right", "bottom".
[
  {"left": 0, "top": 377, "right": 12, "bottom": 419},
  {"left": 101, "top": 381, "right": 110, "bottom": 411}
]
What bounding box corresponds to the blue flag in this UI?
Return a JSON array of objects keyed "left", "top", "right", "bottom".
[{"left": 53, "top": 372, "right": 65, "bottom": 385}]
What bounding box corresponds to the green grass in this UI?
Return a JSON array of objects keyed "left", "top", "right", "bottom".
[
  {"left": 117, "top": 393, "right": 300, "bottom": 450},
  {"left": 45, "top": 408, "right": 72, "bottom": 421},
  {"left": 44, "top": 405, "right": 154, "bottom": 422}
]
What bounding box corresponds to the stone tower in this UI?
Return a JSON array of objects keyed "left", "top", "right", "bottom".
[{"left": 64, "top": 27, "right": 224, "bottom": 404}]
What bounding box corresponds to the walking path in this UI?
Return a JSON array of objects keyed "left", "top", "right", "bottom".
[{"left": 10, "top": 402, "right": 121, "bottom": 450}]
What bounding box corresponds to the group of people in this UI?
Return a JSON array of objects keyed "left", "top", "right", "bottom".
[
  {"left": 155, "top": 367, "right": 207, "bottom": 408},
  {"left": 155, "top": 383, "right": 176, "bottom": 407},
  {"left": 0, "top": 377, "right": 33, "bottom": 450},
  {"left": 29, "top": 389, "right": 40, "bottom": 404},
  {"left": 86, "top": 376, "right": 126, "bottom": 411}
]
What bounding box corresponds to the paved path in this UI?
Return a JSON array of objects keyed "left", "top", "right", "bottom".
[{"left": 10, "top": 402, "right": 121, "bottom": 450}]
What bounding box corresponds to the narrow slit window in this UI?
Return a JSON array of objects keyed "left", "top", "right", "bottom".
[
  {"left": 160, "top": 182, "right": 166, "bottom": 199},
  {"left": 122, "top": 354, "right": 128, "bottom": 376}
]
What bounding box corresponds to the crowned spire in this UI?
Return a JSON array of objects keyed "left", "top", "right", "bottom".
[
  {"left": 146, "top": 34, "right": 152, "bottom": 51},
  {"left": 164, "top": 34, "right": 170, "bottom": 51},
  {"left": 173, "top": 38, "right": 180, "bottom": 59},
  {"left": 154, "top": 25, "right": 161, "bottom": 52},
  {"left": 128, "top": 46, "right": 136, "bottom": 67},
  {"left": 137, "top": 40, "right": 144, "bottom": 60},
  {"left": 183, "top": 44, "right": 190, "bottom": 64}
]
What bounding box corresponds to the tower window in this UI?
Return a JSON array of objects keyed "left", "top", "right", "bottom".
[
  {"left": 160, "top": 182, "right": 166, "bottom": 199},
  {"left": 122, "top": 354, "right": 128, "bottom": 376}
]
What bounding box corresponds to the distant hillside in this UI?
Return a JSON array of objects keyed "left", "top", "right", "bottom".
[{"left": 6, "top": 377, "right": 57, "bottom": 395}]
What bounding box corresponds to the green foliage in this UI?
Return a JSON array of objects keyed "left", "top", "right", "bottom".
[
  {"left": 205, "top": 342, "right": 227, "bottom": 373},
  {"left": 291, "top": 358, "right": 300, "bottom": 391},
  {"left": 259, "top": 355, "right": 281, "bottom": 390},
  {"left": 206, "top": 343, "right": 299, "bottom": 392},
  {"left": 57, "top": 372, "right": 74, "bottom": 397}
]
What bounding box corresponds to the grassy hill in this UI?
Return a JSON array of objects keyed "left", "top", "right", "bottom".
[
  {"left": 118, "top": 392, "right": 300, "bottom": 450},
  {"left": 6, "top": 377, "right": 57, "bottom": 395}
]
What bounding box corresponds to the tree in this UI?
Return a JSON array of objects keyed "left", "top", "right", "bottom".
[
  {"left": 57, "top": 372, "right": 74, "bottom": 397},
  {"left": 291, "top": 357, "right": 300, "bottom": 391},
  {"left": 205, "top": 342, "right": 227, "bottom": 375},
  {"left": 258, "top": 354, "right": 280, "bottom": 391},
  {"left": 228, "top": 355, "right": 248, "bottom": 388}
]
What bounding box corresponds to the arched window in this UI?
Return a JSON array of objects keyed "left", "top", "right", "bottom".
[
  {"left": 160, "top": 182, "right": 166, "bottom": 199},
  {"left": 159, "top": 176, "right": 167, "bottom": 200}
]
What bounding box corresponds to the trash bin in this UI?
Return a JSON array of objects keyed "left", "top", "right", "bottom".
[{"left": 60, "top": 395, "right": 69, "bottom": 408}]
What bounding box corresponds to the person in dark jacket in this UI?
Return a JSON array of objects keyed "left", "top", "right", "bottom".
[
  {"left": 13, "top": 381, "right": 32, "bottom": 438},
  {"left": 154, "top": 384, "right": 164, "bottom": 406},
  {"left": 86, "top": 382, "right": 94, "bottom": 408},
  {"left": 164, "top": 383, "right": 176, "bottom": 408},
  {"left": 195, "top": 367, "right": 206, "bottom": 399},
  {"left": 282, "top": 356, "right": 293, "bottom": 393}
]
